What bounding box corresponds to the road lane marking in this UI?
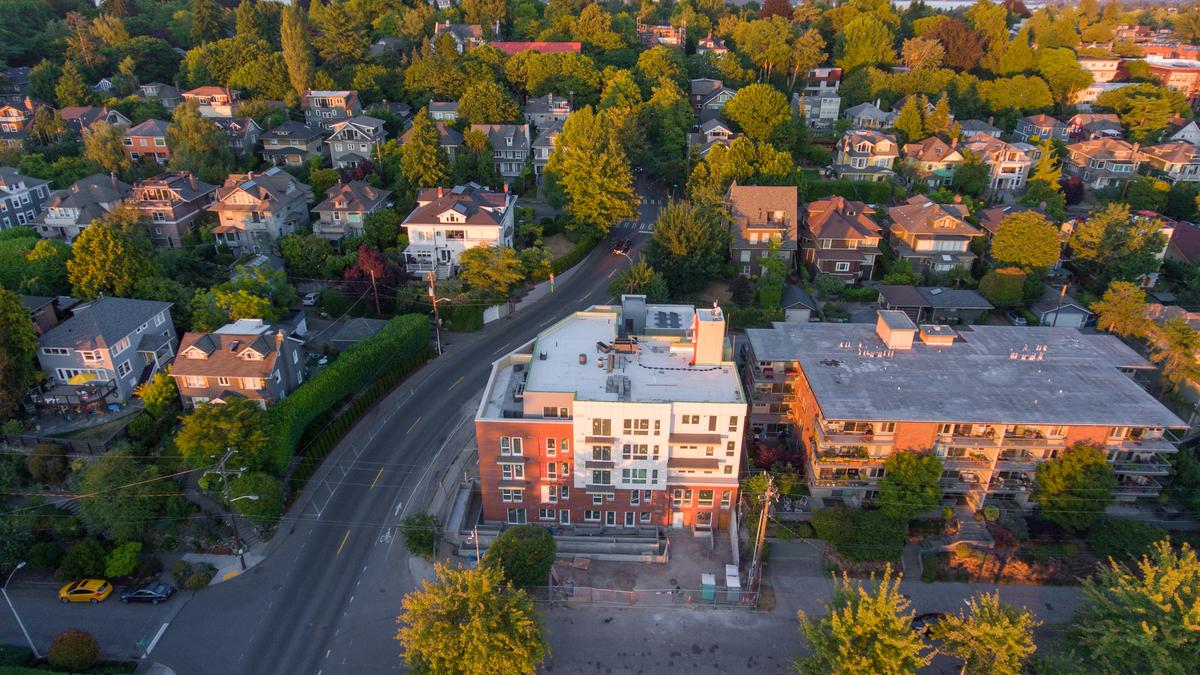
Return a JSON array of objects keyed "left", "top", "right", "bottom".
[
  {"left": 492, "top": 341, "right": 512, "bottom": 354},
  {"left": 370, "top": 467, "right": 384, "bottom": 489},
  {"left": 336, "top": 529, "right": 351, "bottom": 556},
  {"left": 447, "top": 375, "right": 464, "bottom": 390},
  {"left": 143, "top": 622, "right": 169, "bottom": 658},
  {"left": 406, "top": 416, "right": 421, "bottom": 433},
  {"left": 607, "top": 269, "right": 615, "bottom": 279}
]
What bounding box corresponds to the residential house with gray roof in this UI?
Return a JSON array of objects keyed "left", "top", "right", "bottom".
[
  {"left": 0, "top": 98, "right": 34, "bottom": 148},
  {"left": 1141, "top": 141, "right": 1200, "bottom": 182},
  {"left": 429, "top": 101, "right": 458, "bottom": 121},
  {"left": 123, "top": 119, "right": 170, "bottom": 165},
  {"left": 532, "top": 120, "right": 562, "bottom": 176},
  {"left": 877, "top": 285, "right": 993, "bottom": 324},
  {"left": 470, "top": 124, "right": 530, "bottom": 182},
  {"left": 130, "top": 172, "right": 217, "bottom": 249},
  {"left": 1013, "top": 113, "right": 1069, "bottom": 143},
  {"left": 524, "top": 93, "right": 571, "bottom": 128},
  {"left": 58, "top": 106, "right": 130, "bottom": 135},
  {"left": 1065, "top": 137, "right": 1143, "bottom": 190},
  {"left": 302, "top": 90, "right": 362, "bottom": 131},
  {"left": 958, "top": 119, "right": 1002, "bottom": 138},
  {"left": 35, "top": 173, "right": 131, "bottom": 243},
  {"left": 0, "top": 67, "right": 31, "bottom": 105},
  {"left": 312, "top": 180, "right": 393, "bottom": 241},
  {"left": 261, "top": 121, "right": 326, "bottom": 167},
  {"left": 0, "top": 167, "right": 50, "bottom": 230},
  {"left": 171, "top": 318, "right": 305, "bottom": 409},
  {"left": 213, "top": 117, "right": 262, "bottom": 157},
  {"left": 210, "top": 167, "right": 313, "bottom": 252},
  {"left": 842, "top": 101, "right": 895, "bottom": 130},
  {"left": 433, "top": 21, "right": 486, "bottom": 53},
  {"left": 327, "top": 116, "right": 386, "bottom": 169},
  {"left": 833, "top": 130, "right": 899, "bottom": 181},
  {"left": 36, "top": 297, "right": 176, "bottom": 404},
  {"left": 137, "top": 82, "right": 181, "bottom": 111}
]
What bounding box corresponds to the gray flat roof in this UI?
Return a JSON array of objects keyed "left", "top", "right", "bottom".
[
  {"left": 878, "top": 310, "right": 916, "bottom": 330},
  {"left": 745, "top": 323, "right": 1185, "bottom": 427}
]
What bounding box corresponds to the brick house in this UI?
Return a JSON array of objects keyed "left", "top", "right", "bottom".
[{"left": 123, "top": 119, "right": 170, "bottom": 165}]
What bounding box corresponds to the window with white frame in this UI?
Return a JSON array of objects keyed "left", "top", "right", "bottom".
[
  {"left": 623, "top": 419, "right": 650, "bottom": 435},
  {"left": 592, "top": 494, "right": 603, "bottom": 505},
  {"left": 111, "top": 337, "right": 131, "bottom": 355},
  {"left": 546, "top": 438, "right": 556, "bottom": 456},
  {"left": 116, "top": 360, "right": 132, "bottom": 378},
  {"left": 561, "top": 438, "right": 569, "bottom": 453},
  {"left": 622, "top": 444, "right": 650, "bottom": 461},
  {"left": 217, "top": 376, "right": 231, "bottom": 386},
  {"left": 559, "top": 485, "right": 569, "bottom": 500},
  {"left": 834, "top": 262, "right": 851, "bottom": 272},
  {"left": 592, "top": 446, "right": 611, "bottom": 461},
  {"left": 79, "top": 350, "right": 102, "bottom": 363},
  {"left": 501, "top": 488, "right": 523, "bottom": 503},
  {"left": 184, "top": 376, "right": 206, "bottom": 388},
  {"left": 630, "top": 491, "right": 640, "bottom": 506},
  {"left": 640, "top": 511, "right": 652, "bottom": 523},
  {"left": 621, "top": 468, "right": 648, "bottom": 485},
  {"left": 42, "top": 347, "right": 70, "bottom": 356},
  {"left": 541, "top": 485, "right": 556, "bottom": 503},
  {"left": 721, "top": 491, "right": 731, "bottom": 508},
  {"left": 590, "top": 469, "right": 611, "bottom": 485},
  {"left": 539, "top": 508, "right": 555, "bottom": 520},
  {"left": 501, "top": 463, "right": 525, "bottom": 480},
  {"left": 682, "top": 414, "right": 699, "bottom": 424},
  {"left": 506, "top": 508, "right": 526, "bottom": 524},
  {"left": 584, "top": 510, "right": 600, "bottom": 522},
  {"left": 545, "top": 463, "right": 557, "bottom": 480},
  {"left": 698, "top": 490, "right": 714, "bottom": 507}
]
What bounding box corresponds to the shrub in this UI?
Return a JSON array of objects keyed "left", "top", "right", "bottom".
[
  {"left": 400, "top": 512, "right": 440, "bottom": 557},
  {"left": 105, "top": 542, "right": 142, "bottom": 578},
  {"left": 266, "top": 314, "right": 430, "bottom": 472},
  {"left": 135, "top": 556, "right": 163, "bottom": 580},
  {"left": 814, "top": 274, "right": 845, "bottom": 297},
  {"left": 0, "top": 644, "right": 34, "bottom": 666},
  {"left": 26, "top": 443, "right": 68, "bottom": 484},
  {"left": 55, "top": 539, "right": 108, "bottom": 581},
  {"left": 812, "top": 507, "right": 907, "bottom": 562},
  {"left": 230, "top": 472, "right": 284, "bottom": 526},
  {"left": 842, "top": 286, "right": 880, "bottom": 302},
  {"left": 28, "top": 542, "right": 64, "bottom": 570},
  {"left": 184, "top": 563, "right": 216, "bottom": 589},
  {"left": 126, "top": 414, "right": 157, "bottom": 449},
  {"left": 1086, "top": 518, "right": 1169, "bottom": 561},
  {"left": 170, "top": 560, "right": 192, "bottom": 581},
  {"left": 551, "top": 234, "right": 599, "bottom": 274},
  {"left": 978, "top": 267, "right": 1026, "bottom": 308},
  {"left": 47, "top": 628, "right": 99, "bottom": 672},
  {"left": 483, "top": 524, "right": 557, "bottom": 588},
  {"left": 983, "top": 505, "right": 1000, "bottom": 522}
]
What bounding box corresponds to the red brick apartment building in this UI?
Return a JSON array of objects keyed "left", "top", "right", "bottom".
[
  {"left": 475, "top": 296, "right": 748, "bottom": 531},
  {"left": 743, "top": 311, "right": 1186, "bottom": 511}
]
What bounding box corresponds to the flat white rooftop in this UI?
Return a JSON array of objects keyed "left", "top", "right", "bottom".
[{"left": 746, "top": 322, "right": 1186, "bottom": 427}]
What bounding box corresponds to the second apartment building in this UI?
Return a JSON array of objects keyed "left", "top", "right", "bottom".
[
  {"left": 743, "top": 311, "right": 1186, "bottom": 511},
  {"left": 476, "top": 295, "right": 747, "bottom": 531}
]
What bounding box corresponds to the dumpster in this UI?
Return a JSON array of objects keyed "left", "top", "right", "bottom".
[{"left": 700, "top": 573, "right": 716, "bottom": 601}]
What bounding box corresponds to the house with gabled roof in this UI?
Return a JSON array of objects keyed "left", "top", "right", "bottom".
[
  {"left": 401, "top": 183, "right": 515, "bottom": 278},
  {"left": 35, "top": 173, "right": 130, "bottom": 243},
  {"left": 130, "top": 172, "right": 217, "bottom": 249},
  {"left": 887, "top": 195, "right": 983, "bottom": 273},
  {"left": 958, "top": 119, "right": 1002, "bottom": 138},
  {"left": 312, "top": 180, "right": 393, "bottom": 241},
  {"left": 302, "top": 90, "right": 362, "bottom": 131},
  {"left": 524, "top": 93, "right": 571, "bottom": 128},
  {"left": 833, "top": 129, "right": 899, "bottom": 181},
  {"left": 213, "top": 117, "right": 262, "bottom": 157},
  {"left": 801, "top": 196, "right": 882, "bottom": 281},
  {"left": 962, "top": 134, "right": 1035, "bottom": 192},
  {"left": 327, "top": 116, "right": 386, "bottom": 169},
  {"left": 172, "top": 318, "right": 306, "bottom": 409},
  {"left": 124, "top": 119, "right": 170, "bottom": 165},
  {"left": 902, "top": 136, "right": 964, "bottom": 187},
  {"left": 794, "top": 90, "right": 841, "bottom": 129},
  {"left": 1165, "top": 116, "right": 1200, "bottom": 145},
  {"left": 726, "top": 182, "right": 798, "bottom": 278},
  {"left": 532, "top": 120, "right": 562, "bottom": 176},
  {"left": 58, "top": 106, "right": 130, "bottom": 135},
  {"left": 181, "top": 86, "right": 240, "bottom": 118},
  {"left": 0, "top": 98, "right": 35, "bottom": 147},
  {"left": 35, "top": 297, "right": 176, "bottom": 404},
  {"left": 429, "top": 101, "right": 458, "bottom": 121},
  {"left": 401, "top": 120, "right": 463, "bottom": 161},
  {"left": 694, "top": 82, "right": 736, "bottom": 122},
  {"left": 1013, "top": 113, "right": 1068, "bottom": 143},
  {"left": 209, "top": 167, "right": 313, "bottom": 252},
  {"left": 470, "top": 124, "right": 530, "bottom": 181},
  {"left": 1066, "top": 113, "right": 1124, "bottom": 142},
  {"left": 687, "top": 118, "right": 739, "bottom": 158},
  {"left": 433, "top": 21, "right": 486, "bottom": 53},
  {"left": 842, "top": 101, "right": 895, "bottom": 130},
  {"left": 137, "top": 82, "right": 181, "bottom": 111},
  {"left": 1065, "top": 137, "right": 1143, "bottom": 190},
  {"left": 261, "top": 121, "right": 326, "bottom": 167},
  {"left": 0, "top": 167, "right": 50, "bottom": 230},
  {"left": 1141, "top": 141, "right": 1200, "bottom": 182},
  {"left": 695, "top": 33, "right": 728, "bottom": 55},
  {"left": 689, "top": 78, "right": 724, "bottom": 112}
]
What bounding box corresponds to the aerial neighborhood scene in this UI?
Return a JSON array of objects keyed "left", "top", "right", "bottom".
[{"left": 5, "top": 0, "right": 1200, "bottom": 672}]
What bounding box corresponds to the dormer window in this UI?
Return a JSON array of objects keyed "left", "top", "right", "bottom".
[{"left": 242, "top": 350, "right": 263, "bottom": 360}]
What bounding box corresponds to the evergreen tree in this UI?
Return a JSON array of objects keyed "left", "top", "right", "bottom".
[
  {"left": 54, "top": 61, "right": 91, "bottom": 107},
  {"left": 893, "top": 95, "right": 927, "bottom": 143},
  {"left": 0, "top": 288, "right": 38, "bottom": 420},
  {"left": 167, "top": 102, "right": 234, "bottom": 184},
  {"left": 236, "top": 0, "right": 267, "bottom": 43},
  {"left": 545, "top": 106, "right": 638, "bottom": 237},
  {"left": 401, "top": 108, "right": 450, "bottom": 190},
  {"left": 280, "top": 5, "right": 313, "bottom": 99},
  {"left": 926, "top": 95, "right": 951, "bottom": 135},
  {"left": 314, "top": 2, "right": 368, "bottom": 65},
  {"left": 191, "top": 0, "right": 223, "bottom": 47}
]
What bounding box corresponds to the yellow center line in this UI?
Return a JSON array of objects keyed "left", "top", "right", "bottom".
[
  {"left": 370, "top": 467, "right": 384, "bottom": 489},
  {"left": 336, "top": 529, "right": 351, "bottom": 556},
  {"left": 492, "top": 342, "right": 512, "bottom": 355},
  {"left": 407, "top": 416, "right": 422, "bottom": 433},
  {"left": 447, "top": 375, "right": 464, "bottom": 390}
]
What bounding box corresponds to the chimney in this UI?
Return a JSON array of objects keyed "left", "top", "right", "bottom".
[
  {"left": 437, "top": 186, "right": 444, "bottom": 198},
  {"left": 987, "top": 115, "right": 995, "bottom": 126},
  {"left": 502, "top": 182, "right": 509, "bottom": 193},
  {"left": 692, "top": 303, "right": 727, "bottom": 367},
  {"left": 276, "top": 330, "right": 285, "bottom": 348}
]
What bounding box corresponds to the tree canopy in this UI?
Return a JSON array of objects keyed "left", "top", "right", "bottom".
[
  {"left": 1033, "top": 443, "right": 1116, "bottom": 533},
  {"left": 991, "top": 211, "right": 1061, "bottom": 270},
  {"left": 877, "top": 452, "right": 944, "bottom": 519}
]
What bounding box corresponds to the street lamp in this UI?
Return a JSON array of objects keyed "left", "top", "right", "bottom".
[
  {"left": 227, "top": 494, "right": 259, "bottom": 571},
  {"left": 2, "top": 562, "right": 40, "bottom": 659}
]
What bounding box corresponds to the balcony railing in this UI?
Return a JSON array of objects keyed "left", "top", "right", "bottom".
[
  {"left": 817, "top": 426, "right": 895, "bottom": 447},
  {"left": 1111, "top": 457, "right": 1172, "bottom": 476},
  {"left": 1113, "top": 479, "right": 1163, "bottom": 495},
  {"left": 940, "top": 475, "right": 984, "bottom": 490},
  {"left": 1107, "top": 436, "right": 1178, "bottom": 454},
  {"left": 942, "top": 454, "right": 993, "bottom": 468},
  {"left": 987, "top": 477, "right": 1033, "bottom": 493},
  {"left": 937, "top": 433, "right": 1000, "bottom": 448},
  {"left": 1001, "top": 434, "right": 1066, "bottom": 448},
  {"left": 812, "top": 478, "right": 873, "bottom": 488}
]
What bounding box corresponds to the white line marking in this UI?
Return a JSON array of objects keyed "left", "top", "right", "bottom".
[
  {"left": 143, "top": 622, "right": 169, "bottom": 658},
  {"left": 326, "top": 649, "right": 331, "bottom": 659}
]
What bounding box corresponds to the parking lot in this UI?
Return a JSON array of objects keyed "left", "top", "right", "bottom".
[{"left": 0, "top": 581, "right": 183, "bottom": 660}]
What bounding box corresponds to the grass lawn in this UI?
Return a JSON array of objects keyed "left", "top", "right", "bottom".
[
  {"left": 544, "top": 233, "right": 574, "bottom": 259},
  {"left": 696, "top": 280, "right": 732, "bottom": 306}
]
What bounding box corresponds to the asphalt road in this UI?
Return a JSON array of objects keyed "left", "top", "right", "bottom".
[{"left": 143, "top": 182, "right": 665, "bottom": 674}]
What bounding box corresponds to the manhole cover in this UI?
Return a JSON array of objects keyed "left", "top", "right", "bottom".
[{"left": 668, "top": 578, "right": 678, "bottom": 586}]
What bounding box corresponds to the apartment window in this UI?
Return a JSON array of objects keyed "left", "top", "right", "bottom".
[
  {"left": 630, "top": 491, "right": 640, "bottom": 506},
  {"left": 592, "top": 446, "right": 611, "bottom": 461},
  {"left": 834, "top": 262, "right": 851, "bottom": 272},
  {"left": 697, "top": 490, "right": 715, "bottom": 507},
  {"left": 622, "top": 444, "right": 650, "bottom": 460},
  {"left": 682, "top": 414, "right": 699, "bottom": 424},
  {"left": 501, "top": 463, "right": 525, "bottom": 480},
  {"left": 560, "top": 485, "right": 569, "bottom": 500},
  {"left": 560, "top": 510, "right": 570, "bottom": 524},
  {"left": 506, "top": 508, "right": 526, "bottom": 524},
  {"left": 592, "top": 418, "right": 611, "bottom": 436},
  {"left": 584, "top": 510, "right": 601, "bottom": 522},
  {"left": 546, "top": 438, "right": 556, "bottom": 456},
  {"left": 624, "top": 419, "right": 650, "bottom": 435},
  {"left": 591, "top": 470, "right": 611, "bottom": 485},
  {"left": 542, "top": 406, "right": 567, "bottom": 418},
  {"left": 561, "top": 462, "right": 570, "bottom": 477},
  {"left": 79, "top": 350, "right": 102, "bottom": 363},
  {"left": 545, "top": 463, "right": 558, "bottom": 480},
  {"left": 705, "top": 446, "right": 714, "bottom": 457},
  {"left": 501, "top": 488, "right": 523, "bottom": 503},
  {"left": 726, "top": 441, "right": 735, "bottom": 457},
  {"left": 542, "top": 485, "right": 557, "bottom": 503},
  {"left": 672, "top": 489, "right": 692, "bottom": 507},
  {"left": 500, "top": 437, "right": 523, "bottom": 455},
  {"left": 729, "top": 417, "right": 739, "bottom": 432},
  {"left": 539, "top": 508, "right": 555, "bottom": 520},
  {"left": 724, "top": 465, "right": 733, "bottom": 474},
  {"left": 643, "top": 490, "right": 653, "bottom": 502},
  {"left": 116, "top": 360, "right": 132, "bottom": 378},
  {"left": 592, "top": 495, "right": 603, "bottom": 506},
  {"left": 621, "top": 468, "right": 648, "bottom": 485},
  {"left": 561, "top": 438, "right": 569, "bottom": 453},
  {"left": 877, "top": 422, "right": 896, "bottom": 434},
  {"left": 721, "top": 491, "right": 731, "bottom": 508},
  {"left": 640, "top": 511, "right": 652, "bottom": 523}
]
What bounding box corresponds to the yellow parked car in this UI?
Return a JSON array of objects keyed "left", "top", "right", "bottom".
[{"left": 58, "top": 579, "right": 113, "bottom": 604}]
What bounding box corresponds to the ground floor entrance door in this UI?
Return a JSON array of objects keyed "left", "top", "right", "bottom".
[{"left": 624, "top": 511, "right": 634, "bottom": 527}]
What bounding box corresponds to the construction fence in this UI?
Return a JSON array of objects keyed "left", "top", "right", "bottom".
[{"left": 532, "top": 583, "right": 761, "bottom": 610}]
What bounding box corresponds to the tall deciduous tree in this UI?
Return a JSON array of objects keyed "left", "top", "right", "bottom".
[
  {"left": 167, "top": 102, "right": 234, "bottom": 184},
  {"left": 175, "top": 399, "right": 275, "bottom": 471},
  {"left": 1091, "top": 281, "right": 1149, "bottom": 339},
  {"left": 0, "top": 289, "right": 37, "bottom": 420},
  {"left": 787, "top": 28, "right": 827, "bottom": 91},
  {"left": 901, "top": 37, "right": 945, "bottom": 71},
  {"left": 483, "top": 524, "right": 556, "bottom": 587},
  {"left": 54, "top": 61, "right": 91, "bottom": 107},
  {"left": 722, "top": 83, "right": 791, "bottom": 144},
  {"left": 878, "top": 452, "right": 943, "bottom": 519},
  {"left": 545, "top": 106, "right": 638, "bottom": 236},
  {"left": 77, "top": 451, "right": 168, "bottom": 542},
  {"left": 1033, "top": 443, "right": 1116, "bottom": 533},
  {"left": 67, "top": 222, "right": 157, "bottom": 299},
  {"left": 1068, "top": 202, "right": 1167, "bottom": 285},
  {"left": 932, "top": 591, "right": 1040, "bottom": 675},
  {"left": 893, "top": 95, "right": 927, "bottom": 143},
  {"left": 459, "top": 245, "right": 524, "bottom": 296},
  {"left": 609, "top": 260, "right": 668, "bottom": 302},
  {"left": 1073, "top": 541, "right": 1199, "bottom": 674},
  {"left": 1151, "top": 317, "right": 1200, "bottom": 393},
  {"left": 645, "top": 200, "right": 725, "bottom": 295},
  {"left": 401, "top": 108, "right": 450, "bottom": 190},
  {"left": 1096, "top": 83, "right": 1190, "bottom": 143},
  {"left": 457, "top": 81, "right": 520, "bottom": 125},
  {"left": 836, "top": 14, "right": 895, "bottom": 71},
  {"left": 930, "top": 17, "right": 985, "bottom": 71},
  {"left": 991, "top": 211, "right": 1061, "bottom": 270},
  {"left": 280, "top": 5, "right": 314, "bottom": 98},
  {"left": 82, "top": 121, "right": 133, "bottom": 180},
  {"left": 397, "top": 564, "right": 547, "bottom": 674},
  {"left": 796, "top": 566, "right": 931, "bottom": 674},
  {"left": 1037, "top": 47, "right": 1093, "bottom": 107}
]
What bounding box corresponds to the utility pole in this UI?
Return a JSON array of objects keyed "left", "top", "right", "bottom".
[
  {"left": 207, "top": 448, "right": 247, "bottom": 571},
  {"left": 1051, "top": 282, "right": 1067, "bottom": 327},
  {"left": 748, "top": 475, "right": 774, "bottom": 604},
  {"left": 428, "top": 270, "right": 443, "bottom": 356},
  {"left": 369, "top": 269, "right": 381, "bottom": 316}
]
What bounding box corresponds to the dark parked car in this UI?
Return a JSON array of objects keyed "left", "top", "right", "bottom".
[
  {"left": 120, "top": 582, "right": 176, "bottom": 604},
  {"left": 612, "top": 239, "right": 632, "bottom": 255}
]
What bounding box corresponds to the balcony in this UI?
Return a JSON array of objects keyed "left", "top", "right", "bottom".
[
  {"left": 1000, "top": 434, "right": 1066, "bottom": 449},
  {"left": 942, "top": 453, "right": 994, "bottom": 468},
  {"left": 754, "top": 391, "right": 797, "bottom": 404},
  {"left": 817, "top": 426, "right": 895, "bottom": 447},
  {"left": 1113, "top": 478, "right": 1163, "bottom": 496},
  {"left": 1107, "top": 435, "right": 1179, "bottom": 454},
  {"left": 937, "top": 433, "right": 999, "bottom": 448},
  {"left": 940, "top": 474, "right": 984, "bottom": 491},
  {"left": 811, "top": 477, "right": 873, "bottom": 488},
  {"left": 987, "top": 476, "right": 1033, "bottom": 493},
  {"left": 1111, "top": 457, "right": 1172, "bottom": 476}
]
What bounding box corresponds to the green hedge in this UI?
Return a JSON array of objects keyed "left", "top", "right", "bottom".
[
  {"left": 1086, "top": 518, "right": 1169, "bottom": 561},
  {"left": 267, "top": 314, "right": 430, "bottom": 472},
  {"left": 726, "top": 307, "right": 785, "bottom": 329},
  {"left": 551, "top": 234, "right": 600, "bottom": 274},
  {"left": 800, "top": 179, "right": 901, "bottom": 205},
  {"left": 812, "top": 507, "right": 907, "bottom": 563},
  {"left": 287, "top": 345, "right": 434, "bottom": 495},
  {"left": 841, "top": 287, "right": 879, "bottom": 302},
  {"left": 442, "top": 303, "right": 484, "bottom": 332}
]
